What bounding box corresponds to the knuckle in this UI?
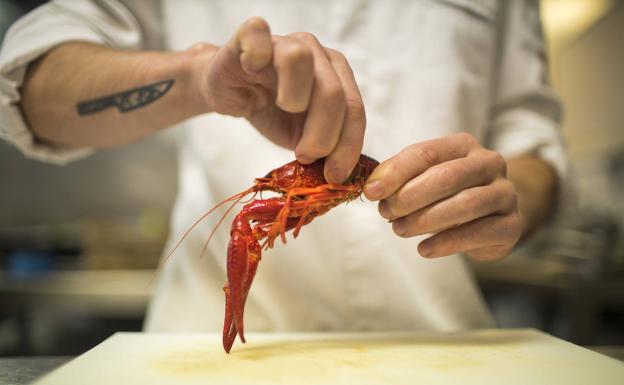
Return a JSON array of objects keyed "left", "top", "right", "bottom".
[
  {"left": 455, "top": 132, "right": 476, "bottom": 146},
  {"left": 289, "top": 31, "right": 319, "bottom": 45},
  {"left": 281, "top": 42, "right": 313, "bottom": 65},
  {"left": 403, "top": 144, "right": 439, "bottom": 168},
  {"left": 459, "top": 189, "right": 481, "bottom": 213},
  {"left": 487, "top": 150, "right": 507, "bottom": 175},
  {"left": 435, "top": 166, "right": 461, "bottom": 188},
  {"left": 322, "top": 82, "right": 346, "bottom": 104},
  {"left": 418, "top": 147, "right": 439, "bottom": 168},
  {"left": 327, "top": 48, "right": 347, "bottom": 62}
]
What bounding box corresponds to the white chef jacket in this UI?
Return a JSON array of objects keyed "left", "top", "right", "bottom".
[{"left": 0, "top": 0, "right": 567, "bottom": 333}]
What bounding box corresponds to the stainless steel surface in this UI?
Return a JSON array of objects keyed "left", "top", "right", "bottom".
[{"left": 0, "top": 357, "right": 70, "bottom": 385}]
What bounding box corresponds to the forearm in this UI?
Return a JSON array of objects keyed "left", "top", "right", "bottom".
[
  {"left": 21, "top": 42, "right": 215, "bottom": 148},
  {"left": 507, "top": 154, "right": 558, "bottom": 237}
]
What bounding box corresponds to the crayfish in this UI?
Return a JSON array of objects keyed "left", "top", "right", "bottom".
[{"left": 165, "top": 154, "right": 379, "bottom": 353}]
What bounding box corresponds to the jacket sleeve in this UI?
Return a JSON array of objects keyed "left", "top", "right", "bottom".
[
  {"left": 486, "top": 0, "right": 568, "bottom": 179},
  {"left": 0, "top": 0, "right": 161, "bottom": 164}
]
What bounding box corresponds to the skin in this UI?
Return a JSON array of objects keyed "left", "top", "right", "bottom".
[
  {"left": 21, "top": 17, "right": 557, "bottom": 261},
  {"left": 363, "top": 134, "right": 558, "bottom": 261},
  {"left": 22, "top": 17, "right": 365, "bottom": 184}
]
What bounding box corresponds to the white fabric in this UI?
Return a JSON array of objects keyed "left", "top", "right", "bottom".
[{"left": 0, "top": 0, "right": 567, "bottom": 333}]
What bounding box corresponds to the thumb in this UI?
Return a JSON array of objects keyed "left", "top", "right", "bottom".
[{"left": 226, "top": 17, "right": 273, "bottom": 74}]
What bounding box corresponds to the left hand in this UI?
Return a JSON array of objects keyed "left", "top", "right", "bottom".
[{"left": 364, "top": 133, "right": 521, "bottom": 261}]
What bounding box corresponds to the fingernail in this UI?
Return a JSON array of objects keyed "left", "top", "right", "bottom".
[
  {"left": 393, "top": 219, "right": 406, "bottom": 236},
  {"left": 327, "top": 168, "right": 346, "bottom": 184},
  {"left": 242, "top": 57, "right": 264, "bottom": 74},
  {"left": 419, "top": 241, "right": 432, "bottom": 258},
  {"left": 378, "top": 200, "right": 393, "bottom": 219},
  {"left": 365, "top": 180, "right": 384, "bottom": 200},
  {"left": 296, "top": 154, "right": 314, "bottom": 164}
]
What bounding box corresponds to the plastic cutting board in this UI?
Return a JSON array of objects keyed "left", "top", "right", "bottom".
[{"left": 34, "top": 329, "right": 624, "bottom": 384}]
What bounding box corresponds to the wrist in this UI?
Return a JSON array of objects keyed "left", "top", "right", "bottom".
[{"left": 178, "top": 43, "right": 220, "bottom": 116}]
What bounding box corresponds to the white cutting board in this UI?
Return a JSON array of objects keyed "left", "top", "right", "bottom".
[{"left": 35, "top": 329, "right": 624, "bottom": 385}]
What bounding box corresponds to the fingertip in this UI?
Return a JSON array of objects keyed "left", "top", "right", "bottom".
[
  {"left": 237, "top": 17, "right": 272, "bottom": 73},
  {"left": 246, "top": 16, "right": 269, "bottom": 29},
  {"left": 378, "top": 199, "right": 393, "bottom": 219},
  {"left": 295, "top": 149, "right": 315, "bottom": 165},
  {"left": 324, "top": 165, "right": 347, "bottom": 184},
  {"left": 240, "top": 16, "right": 271, "bottom": 41},
  {"left": 297, "top": 157, "right": 315, "bottom": 165},
  {"left": 418, "top": 240, "right": 433, "bottom": 258},
  {"left": 295, "top": 141, "right": 332, "bottom": 165},
  {"left": 364, "top": 180, "right": 384, "bottom": 201},
  {"left": 276, "top": 92, "right": 309, "bottom": 113},
  {"left": 324, "top": 153, "right": 359, "bottom": 184},
  {"left": 392, "top": 219, "right": 407, "bottom": 237}
]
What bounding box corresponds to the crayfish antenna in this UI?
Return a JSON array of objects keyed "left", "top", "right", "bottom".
[
  {"left": 150, "top": 188, "right": 255, "bottom": 286},
  {"left": 198, "top": 192, "right": 257, "bottom": 260}
]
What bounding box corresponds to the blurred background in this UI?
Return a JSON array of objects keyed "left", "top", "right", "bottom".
[{"left": 0, "top": 0, "right": 623, "bottom": 357}]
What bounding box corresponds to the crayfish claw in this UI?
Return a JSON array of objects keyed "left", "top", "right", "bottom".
[{"left": 222, "top": 285, "right": 237, "bottom": 353}]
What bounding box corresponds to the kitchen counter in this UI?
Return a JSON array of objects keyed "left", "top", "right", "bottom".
[
  {"left": 1, "top": 344, "right": 622, "bottom": 385},
  {"left": 0, "top": 270, "right": 153, "bottom": 318}
]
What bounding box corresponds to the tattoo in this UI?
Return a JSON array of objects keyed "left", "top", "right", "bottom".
[{"left": 76, "top": 79, "right": 174, "bottom": 116}]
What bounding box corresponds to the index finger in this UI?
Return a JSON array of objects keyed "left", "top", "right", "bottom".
[
  {"left": 322, "top": 48, "right": 366, "bottom": 183},
  {"left": 363, "top": 133, "right": 476, "bottom": 201}
]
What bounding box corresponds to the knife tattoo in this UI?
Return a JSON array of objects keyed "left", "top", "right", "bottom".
[{"left": 76, "top": 79, "right": 175, "bottom": 116}]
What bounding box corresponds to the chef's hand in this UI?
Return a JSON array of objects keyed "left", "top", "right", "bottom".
[
  {"left": 364, "top": 133, "right": 522, "bottom": 261},
  {"left": 194, "top": 17, "right": 365, "bottom": 184}
]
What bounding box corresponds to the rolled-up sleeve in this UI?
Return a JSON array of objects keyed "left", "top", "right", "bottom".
[
  {"left": 486, "top": 0, "right": 568, "bottom": 178},
  {"left": 0, "top": 0, "right": 151, "bottom": 164}
]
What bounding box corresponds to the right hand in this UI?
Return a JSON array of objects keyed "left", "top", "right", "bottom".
[{"left": 190, "top": 17, "right": 366, "bottom": 184}]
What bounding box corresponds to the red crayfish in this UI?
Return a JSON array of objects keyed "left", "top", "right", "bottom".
[{"left": 165, "top": 154, "right": 378, "bottom": 353}]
